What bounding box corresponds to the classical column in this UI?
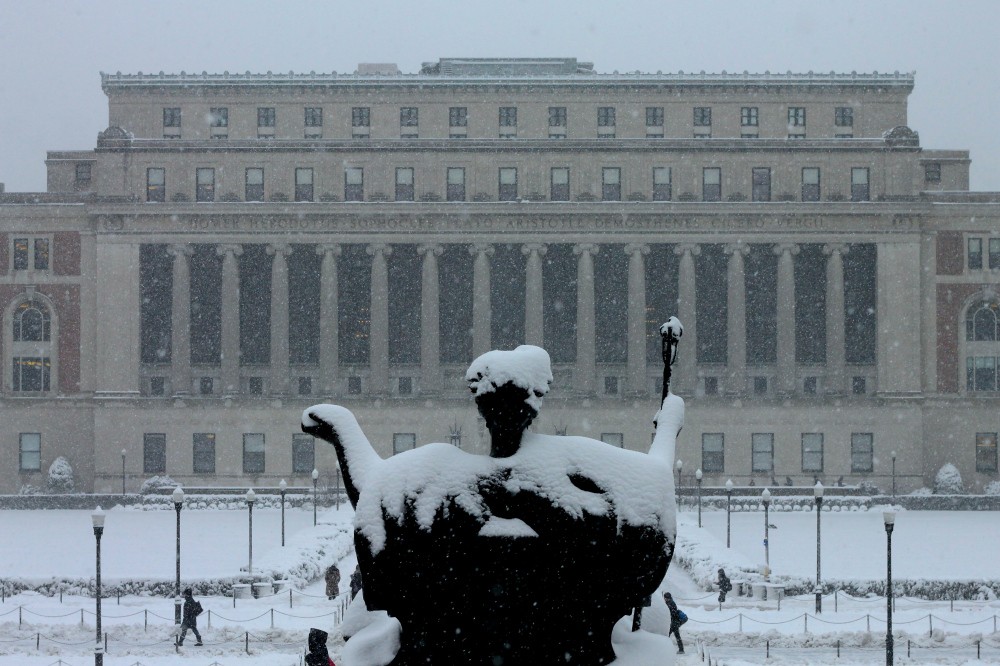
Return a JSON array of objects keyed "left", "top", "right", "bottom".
[
  {"left": 823, "top": 244, "right": 849, "bottom": 395},
  {"left": 775, "top": 243, "right": 800, "bottom": 396},
  {"left": 367, "top": 244, "right": 392, "bottom": 395},
  {"left": 95, "top": 242, "right": 141, "bottom": 396},
  {"left": 523, "top": 243, "right": 547, "bottom": 347},
  {"left": 168, "top": 244, "right": 193, "bottom": 396},
  {"left": 317, "top": 244, "right": 341, "bottom": 394},
  {"left": 471, "top": 244, "right": 494, "bottom": 357},
  {"left": 418, "top": 244, "right": 444, "bottom": 394},
  {"left": 626, "top": 243, "right": 651, "bottom": 396},
  {"left": 267, "top": 244, "right": 292, "bottom": 396},
  {"left": 724, "top": 243, "right": 749, "bottom": 396},
  {"left": 574, "top": 243, "right": 599, "bottom": 395},
  {"left": 217, "top": 244, "right": 243, "bottom": 395},
  {"left": 674, "top": 243, "right": 700, "bottom": 396}
]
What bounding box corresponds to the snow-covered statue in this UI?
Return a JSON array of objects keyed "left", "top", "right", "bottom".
[{"left": 302, "top": 319, "right": 685, "bottom": 666}]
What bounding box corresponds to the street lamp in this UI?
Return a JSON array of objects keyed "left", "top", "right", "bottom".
[
  {"left": 172, "top": 486, "right": 184, "bottom": 630},
  {"left": 814, "top": 481, "right": 824, "bottom": 613},
  {"left": 279, "top": 479, "right": 287, "bottom": 547},
  {"left": 92, "top": 507, "right": 105, "bottom": 666},
  {"left": 890, "top": 450, "right": 897, "bottom": 500},
  {"left": 120, "top": 449, "right": 126, "bottom": 495},
  {"left": 695, "top": 469, "right": 703, "bottom": 528},
  {"left": 725, "top": 479, "right": 734, "bottom": 548},
  {"left": 884, "top": 511, "right": 896, "bottom": 665},
  {"left": 246, "top": 489, "right": 256, "bottom": 577},
  {"left": 312, "top": 468, "right": 319, "bottom": 526},
  {"left": 675, "top": 459, "right": 683, "bottom": 489},
  {"left": 761, "top": 488, "right": 771, "bottom": 582}
]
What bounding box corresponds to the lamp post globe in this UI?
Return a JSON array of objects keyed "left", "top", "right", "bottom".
[
  {"left": 172, "top": 486, "right": 184, "bottom": 627},
  {"left": 884, "top": 511, "right": 896, "bottom": 665},
  {"left": 246, "top": 489, "right": 256, "bottom": 577},
  {"left": 675, "top": 459, "right": 683, "bottom": 488},
  {"left": 695, "top": 468, "right": 703, "bottom": 528},
  {"left": 92, "top": 507, "right": 105, "bottom": 666},
  {"left": 279, "top": 479, "right": 288, "bottom": 547},
  {"left": 312, "top": 468, "right": 320, "bottom": 526},
  {"left": 725, "top": 478, "right": 734, "bottom": 548},
  {"left": 814, "top": 481, "right": 824, "bottom": 613},
  {"left": 761, "top": 488, "right": 771, "bottom": 581}
]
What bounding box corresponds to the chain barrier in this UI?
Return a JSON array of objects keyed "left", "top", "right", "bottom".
[{"left": 689, "top": 611, "right": 1000, "bottom": 629}]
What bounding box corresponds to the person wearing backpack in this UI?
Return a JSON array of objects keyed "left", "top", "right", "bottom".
[
  {"left": 663, "top": 591, "right": 685, "bottom": 654},
  {"left": 177, "top": 588, "right": 203, "bottom": 646},
  {"left": 717, "top": 568, "right": 733, "bottom": 603}
]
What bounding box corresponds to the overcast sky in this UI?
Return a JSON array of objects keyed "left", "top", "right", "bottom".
[{"left": 2, "top": 0, "right": 999, "bottom": 192}]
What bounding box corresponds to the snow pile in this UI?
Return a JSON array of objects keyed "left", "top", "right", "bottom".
[
  {"left": 140, "top": 475, "right": 180, "bottom": 494},
  {"left": 985, "top": 480, "right": 1000, "bottom": 496},
  {"left": 46, "top": 457, "right": 74, "bottom": 494},
  {"left": 934, "top": 463, "right": 964, "bottom": 494},
  {"left": 464, "top": 344, "right": 553, "bottom": 411}
]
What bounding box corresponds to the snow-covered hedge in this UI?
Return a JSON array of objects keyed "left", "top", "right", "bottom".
[
  {"left": 47, "top": 457, "right": 75, "bottom": 494},
  {"left": 934, "top": 463, "right": 964, "bottom": 494}
]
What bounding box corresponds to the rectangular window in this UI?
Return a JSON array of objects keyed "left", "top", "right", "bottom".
[
  {"left": 852, "top": 376, "right": 867, "bottom": 395},
  {"left": 295, "top": 168, "right": 314, "bottom": 202},
  {"left": 400, "top": 107, "right": 418, "bottom": 127},
  {"left": 602, "top": 167, "right": 621, "bottom": 201},
  {"left": 13, "top": 238, "right": 28, "bottom": 270},
  {"left": 925, "top": 162, "right": 942, "bottom": 183},
  {"left": 990, "top": 239, "right": 1000, "bottom": 270},
  {"left": 345, "top": 167, "right": 364, "bottom": 201},
  {"left": 601, "top": 433, "right": 625, "bottom": 448},
  {"left": 150, "top": 376, "right": 165, "bottom": 396},
  {"left": 597, "top": 107, "right": 616, "bottom": 127},
  {"left": 752, "top": 168, "right": 771, "bottom": 202},
  {"left": 751, "top": 433, "right": 774, "bottom": 472},
  {"left": 969, "top": 238, "right": 983, "bottom": 270},
  {"left": 446, "top": 167, "right": 466, "bottom": 202},
  {"left": 702, "top": 167, "right": 722, "bottom": 202},
  {"left": 741, "top": 107, "right": 759, "bottom": 126},
  {"left": 499, "top": 167, "right": 518, "bottom": 201},
  {"left": 348, "top": 376, "right": 362, "bottom": 394},
  {"left": 976, "top": 433, "right": 999, "bottom": 472},
  {"left": 304, "top": 107, "right": 323, "bottom": 127},
  {"left": 257, "top": 107, "right": 276, "bottom": 128},
  {"left": 393, "top": 433, "right": 416, "bottom": 455},
  {"left": 704, "top": 376, "right": 718, "bottom": 395},
  {"left": 605, "top": 376, "right": 619, "bottom": 395},
  {"left": 802, "top": 433, "right": 824, "bottom": 472},
  {"left": 245, "top": 168, "right": 264, "bottom": 201},
  {"left": 298, "top": 376, "right": 312, "bottom": 395},
  {"left": 352, "top": 107, "right": 370, "bottom": 127},
  {"left": 753, "top": 376, "right": 768, "bottom": 395},
  {"left": 804, "top": 376, "right": 818, "bottom": 394},
  {"left": 292, "top": 433, "right": 316, "bottom": 474},
  {"left": 243, "top": 433, "right": 265, "bottom": 474},
  {"left": 398, "top": 377, "right": 412, "bottom": 395},
  {"left": 499, "top": 106, "right": 517, "bottom": 127},
  {"left": 19, "top": 433, "right": 41, "bottom": 472},
  {"left": 646, "top": 107, "right": 664, "bottom": 127},
  {"left": 549, "top": 106, "right": 567, "bottom": 137},
  {"left": 147, "top": 168, "right": 166, "bottom": 203},
  {"left": 551, "top": 167, "right": 570, "bottom": 201},
  {"left": 193, "top": 433, "right": 216, "bottom": 474},
  {"left": 851, "top": 433, "right": 874, "bottom": 473},
  {"left": 12, "top": 357, "right": 50, "bottom": 391},
  {"left": 693, "top": 107, "right": 712, "bottom": 126},
  {"left": 788, "top": 107, "right": 806, "bottom": 127},
  {"left": 851, "top": 167, "right": 870, "bottom": 201},
  {"left": 199, "top": 376, "right": 213, "bottom": 395},
  {"left": 702, "top": 433, "right": 725, "bottom": 473},
  {"left": 802, "top": 167, "right": 820, "bottom": 202},
  {"left": 835, "top": 107, "right": 854, "bottom": 127},
  {"left": 143, "top": 433, "right": 166, "bottom": 474},
  {"left": 248, "top": 376, "right": 263, "bottom": 395},
  {"left": 33, "top": 239, "right": 49, "bottom": 271},
  {"left": 163, "top": 107, "right": 181, "bottom": 128},
  {"left": 209, "top": 108, "right": 228, "bottom": 128},
  {"left": 967, "top": 356, "right": 999, "bottom": 391},
  {"left": 196, "top": 167, "right": 215, "bottom": 202},
  {"left": 449, "top": 107, "right": 468, "bottom": 127},
  {"left": 653, "top": 167, "right": 671, "bottom": 201},
  {"left": 75, "top": 163, "right": 92, "bottom": 187},
  {"left": 395, "top": 167, "right": 414, "bottom": 201}
]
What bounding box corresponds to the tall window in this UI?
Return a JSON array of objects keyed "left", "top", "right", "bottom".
[
  {"left": 400, "top": 107, "right": 418, "bottom": 137},
  {"left": 925, "top": 162, "right": 942, "bottom": 183},
  {"left": 75, "top": 163, "right": 92, "bottom": 189},
  {"left": 499, "top": 106, "right": 517, "bottom": 137},
  {"left": 243, "top": 433, "right": 265, "bottom": 474},
  {"left": 851, "top": 433, "right": 874, "bottom": 473},
  {"left": 245, "top": 168, "right": 264, "bottom": 201},
  {"left": 966, "top": 300, "right": 1000, "bottom": 391},
  {"left": 395, "top": 167, "right": 414, "bottom": 201},
  {"left": 209, "top": 107, "right": 228, "bottom": 128},
  {"left": 549, "top": 106, "right": 567, "bottom": 138},
  {"left": 193, "top": 433, "right": 216, "bottom": 474},
  {"left": 13, "top": 238, "right": 49, "bottom": 272},
  {"left": 304, "top": 107, "right": 323, "bottom": 127},
  {"left": 393, "top": 433, "right": 416, "bottom": 455},
  {"left": 163, "top": 107, "right": 181, "bottom": 128},
  {"left": 19, "top": 433, "right": 41, "bottom": 472},
  {"left": 597, "top": 106, "right": 616, "bottom": 127},
  {"left": 449, "top": 107, "right": 468, "bottom": 128},
  {"left": 257, "top": 107, "right": 276, "bottom": 128},
  {"left": 13, "top": 298, "right": 51, "bottom": 341},
  {"left": 345, "top": 167, "right": 364, "bottom": 201},
  {"left": 499, "top": 167, "right": 518, "bottom": 201},
  {"left": 752, "top": 168, "right": 771, "bottom": 202},
  {"left": 977, "top": 433, "right": 999, "bottom": 472},
  {"left": 851, "top": 168, "right": 870, "bottom": 201},
  {"left": 969, "top": 238, "right": 983, "bottom": 270},
  {"left": 295, "top": 168, "right": 314, "bottom": 202},
  {"left": 702, "top": 433, "right": 724, "bottom": 473},
  {"left": 702, "top": 167, "right": 721, "bottom": 202},
  {"left": 788, "top": 107, "right": 806, "bottom": 127},
  {"left": 602, "top": 167, "right": 621, "bottom": 201},
  {"left": 741, "top": 107, "right": 758, "bottom": 126},
  {"left": 447, "top": 167, "right": 466, "bottom": 202},
  {"left": 653, "top": 167, "right": 671, "bottom": 201},
  {"left": 550, "top": 167, "right": 570, "bottom": 201},
  {"left": 802, "top": 433, "right": 824, "bottom": 472},
  {"left": 352, "top": 107, "right": 370, "bottom": 137},
  {"left": 195, "top": 168, "right": 215, "bottom": 202},
  {"left": 646, "top": 107, "right": 664, "bottom": 131},
  {"left": 990, "top": 239, "right": 1000, "bottom": 269},
  {"left": 12, "top": 299, "right": 52, "bottom": 393},
  {"left": 147, "top": 168, "right": 166, "bottom": 203},
  {"left": 751, "top": 433, "right": 774, "bottom": 472},
  {"left": 835, "top": 107, "right": 854, "bottom": 127},
  {"left": 292, "top": 433, "right": 315, "bottom": 473},
  {"left": 802, "top": 167, "right": 820, "bottom": 202},
  {"left": 143, "top": 433, "right": 166, "bottom": 474},
  {"left": 693, "top": 107, "right": 712, "bottom": 126}
]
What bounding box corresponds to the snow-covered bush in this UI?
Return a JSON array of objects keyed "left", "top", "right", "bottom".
[
  {"left": 984, "top": 480, "right": 1000, "bottom": 496},
  {"left": 140, "top": 475, "right": 179, "bottom": 494},
  {"left": 856, "top": 479, "right": 882, "bottom": 495},
  {"left": 933, "top": 463, "right": 963, "bottom": 494},
  {"left": 909, "top": 486, "right": 932, "bottom": 496},
  {"left": 18, "top": 484, "right": 41, "bottom": 495},
  {"left": 47, "top": 457, "right": 75, "bottom": 494}
]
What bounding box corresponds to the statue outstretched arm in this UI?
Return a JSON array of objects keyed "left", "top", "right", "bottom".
[{"left": 302, "top": 404, "right": 383, "bottom": 508}]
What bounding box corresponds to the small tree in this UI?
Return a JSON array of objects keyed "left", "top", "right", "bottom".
[
  {"left": 933, "top": 463, "right": 963, "bottom": 494},
  {"left": 140, "top": 475, "right": 178, "bottom": 494},
  {"left": 47, "top": 457, "right": 75, "bottom": 494}
]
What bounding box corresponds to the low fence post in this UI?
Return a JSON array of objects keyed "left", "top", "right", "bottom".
[
  {"left": 290, "top": 589, "right": 293, "bottom": 609},
  {"left": 866, "top": 614, "right": 870, "bottom": 632},
  {"left": 207, "top": 609, "right": 211, "bottom": 629},
  {"left": 908, "top": 640, "right": 911, "bottom": 658},
  {"left": 271, "top": 608, "right": 274, "bottom": 629},
  {"left": 60, "top": 590, "right": 63, "bottom": 603},
  {"left": 245, "top": 631, "right": 249, "bottom": 654},
  {"left": 836, "top": 639, "right": 840, "bottom": 658},
  {"left": 104, "top": 632, "right": 107, "bottom": 654},
  {"left": 739, "top": 613, "right": 743, "bottom": 632},
  {"left": 766, "top": 639, "right": 770, "bottom": 659},
  {"left": 977, "top": 640, "right": 981, "bottom": 659},
  {"left": 144, "top": 609, "right": 147, "bottom": 632},
  {"left": 18, "top": 606, "right": 22, "bottom": 628},
  {"left": 835, "top": 589, "right": 838, "bottom": 613},
  {"left": 80, "top": 609, "right": 84, "bottom": 626},
  {"left": 36, "top": 633, "right": 39, "bottom": 650},
  {"left": 950, "top": 598, "right": 954, "bottom": 613},
  {"left": 233, "top": 588, "right": 237, "bottom": 608},
  {"left": 804, "top": 614, "right": 808, "bottom": 633},
  {"left": 929, "top": 615, "right": 933, "bottom": 637}
]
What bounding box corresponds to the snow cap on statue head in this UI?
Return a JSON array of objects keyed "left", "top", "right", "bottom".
[{"left": 465, "top": 345, "right": 553, "bottom": 412}]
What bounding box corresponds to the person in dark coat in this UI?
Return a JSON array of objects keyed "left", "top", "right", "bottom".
[
  {"left": 325, "top": 565, "right": 341, "bottom": 600},
  {"left": 177, "top": 588, "right": 203, "bottom": 646},
  {"left": 663, "top": 591, "right": 684, "bottom": 654},
  {"left": 349, "top": 565, "right": 362, "bottom": 600},
  {"left": 717, "top": 568, "right": 733, "bottom": 603},
  {"left": 305, "top": 627, "right": 335, "bottom": 666}
]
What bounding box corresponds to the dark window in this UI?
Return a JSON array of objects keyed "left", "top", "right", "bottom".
[
  {"left": 400, "top": 107, "right": 418, "bottom": 127},
  {"left": 19, "top": 433, "right": 41, "bottom": 472},
  {"left": 304, "top": 107, "right": 323, "bottom": 127},
  {"left": 395, "top": 167, "right": 414, "bottom": 201},
  {"left": 835, "top": 107, "right": 854, "bottom": 127},
  {"left": 752, "top": 168, "right": 771, "bottom": 202},
  {"left": 977, "top": 433, "right": 999, "bottom": 472},
  {"left": 447, "top": 167, "right": 466, "bottom": 202},
  {"left": 788, "top": 107, "right": 806, "bottom": 127},
  {"left": 693, "top": 107, "right": 712, "bottom": 126},
  {"left": 968, "top": 356, "right": 999, "bottom": 391},
  {"left": 550, "top": 167, "right": 570, "bottom": 201},
  {"left": 75, "top": 163, "right": 92, "bottom": 187},
  {"left": 602, "top": 167, "right": 621, "bottom": 201},
  {"left": 13, "top": 300, "right": 50, "bottom": 342},
  {"left": 549, "top": 107, "right": 567, "bottom": 126},
  {"left": 398, "top": 376, "right": 412, "bottom": 395},
  {"left": 704, "top": 376, "right": 718, "bottom": 395},
  {"left": 741, "top": 107, "right": 758, "bottom": 126},
  {"left": 257, "top": 107, "right": 275, "bottom": 128},
  {"left": 653, "top": 167, "right": 671, "bottom": 201},
  {"left": 295, "top": 168, "right": 314, "bottom": 202},
  {"left": 969, "top": 238, "right": 983, "bottom": 270},
  {"left": 851, "top": 168, "right": 870, "bottom": 201},
  {"left": 702, "top": 433, "right": 724, "bottom": 472},
  {"left": 196, "top": 168, "right": 215, "bottom": 202},
  {"left": 601, "top": 433, "right": 624, "bottom": 448},
  {"left": 243, "top": 433, "right": 265, "bottom": 474},
  {"left": 199, "top": 376, "right": 213, "bottom": 395},
  {"left": 852, "top": 376, "right": 867, "bottom": 395},
  {"left": 209, "top": 108, "right": 228, "bottom": 128},
  {"left": 646, "top": 107, "right": 664, "bottom": 127},
  {"left": 449, "top": 107, "right": 468, "bottom": 127},
  {"left": 804, "top": 376, "right": 818, "bottom": 394},
  {"left": 143, "top": 433, "right": 166, "bottom": 474},
  {"left": 12, "top": 357, "right": 50, "bottom": 391},
  {"left": 802, "top": 167, "right": 820, "bottom": 202},
  {"left": 150, "top": 376, "right": 165, "bottom": 395},
  {"left": 345, "top": 168, "right": 363, "bottom": 201},
  {"left": 298, "top": 376, "right": 312, "bottom": 395},
  {"left": 990, "top": 239, "right": 1000, "bottom": 269},
  {"left": 248, "top": 377, "right": 264, "bottom": 395},
  {"left": 292, "top": 433, "right": 315, "bottom": 473},
  {"left": 352, "top": 107, "right": 370, "bottom": 127},
  {"left": 753, "top": 376, "right": 768, "bottom": 395},
  {"left": 751, "top": 433, "right": 774, "bottom": 472},
  {"left": 499, "top": 106, "right": 517, "bottom": 127},
  {"left": 12, "top": 238, "right": 28, "bottom": 270},
  {"left": 597, "top": 107, "right": 616, "bottom": 127},
  {"left": 393, "top": 433, "right": 416, "bottom": 455},
  {"left": 245, "top": 168, "right": 264, "bottom": 201},
  {"left": 851, "top": 433, "right": 874, "bottom": 473},
  {"left": 348, "top": 376, "right": 362, "bottom": 394},
  {"left": 925, "top": 162, "right": 942, "bottom": 183},
  {"left": 33, "top": 239, "right": 49, "bottom": 271},
  {"left": 163, "top": 107, "right": 181, "bottom": 128},
  {"left": 702, "top": 167, "right": 721, "bottom": 202},
  {"left": 802, "top": 433, "right": 824, "bottom": 472},
  {"left": 604, "top": 376, "right": 619, "bottom": 395},
  {"left": 499, "top": 168, "right": 518, "bottom": 201},
  {"left": 147, "top": 168, "right": 166, "bottom": 203},
  {"left": 193, "top": 433, "right": 216, "bottom": 474}
]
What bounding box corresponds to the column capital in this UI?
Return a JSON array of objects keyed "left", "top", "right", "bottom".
[
  {"left": 315, "top": 243, "right": 342, "bottom": 257},
  {"left": 216, "top": 243, "right": 243, "bottom": 258},
  {"left": 573, "top": 243, "right": 600, "bottom": 256},
  {"left": 522, "top": 243, "right": 548, "bottom": 257},
  {"left": 773, "top": 242, "right": 801, "bottom": 257},
  {"left": 417, "top": 243, "right": 445, "bottom": 257},
  {"left": 469, "top": 243, "right": 495, "bottom": 257},
  {"left": 167, "top": 244, "right": 194, "bottom": 258},
  {"left": 624, "top": 243, "right": 650, "bottom": 257},
  {"left": 674, "top": 243, "right": 701, "bottom": 257},
  {"left": 366, "top": 243, "right": 392, "bottom": 257},
  {"left": 822, "top": 243, "right": 850, "bottom": 257},
  {"left": 266, "top": 243, "right": 292, "bottom": 257},
  {"left": 724, "top": 242, "right": 751, "bottom": 257}
]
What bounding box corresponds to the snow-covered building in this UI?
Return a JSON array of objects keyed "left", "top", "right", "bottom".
[{"left": 0, "top": 57, "right": 997, "bottom": 494}]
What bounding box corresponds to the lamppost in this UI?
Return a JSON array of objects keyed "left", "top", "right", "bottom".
[
  {"left": 92, "top": 507, "right": 105, "bottom": 666},
  {"left": 762, "top": 488, "right": 771, "bottom": 582},
  {"left": 675, "top": 459, "right": 683, "bottom": 490},
  {"left": 120, "top": 449, "right": 126, "bottom": 495},
  {"left": 695, "top": 468, "right": 703, "bottom": 528},
  {"left": 279, "top": 479, "right": 287, "bottom": 547},
  {"left": 891, "top": 450, "right": 897, "bottom": 500},
  {"left": 172, "top": 486, "right": 184, "bottom": 630},
  {"left": 312, "top": 468, "right": 319, "bottom": 526},
  {"left": 725, "top": 479, "right": 734, "bottom": 548},
  {"left": 884, "top": 511, "right": 896, "bottom": 665},
  {"left": 814, "top": 481, "right": 824, "bottom": 613},
  {"left": 246, "top": 489, "right": 256, "bottom": 577}
]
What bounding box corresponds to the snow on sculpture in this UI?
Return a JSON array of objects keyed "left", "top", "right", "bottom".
[{"left": 302, "top": 322, "right": 684, "bottom": 666}]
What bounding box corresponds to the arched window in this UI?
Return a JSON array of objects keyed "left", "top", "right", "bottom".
[
  {"left": 966, "top": 300, "right": 1000, "bottom": 391},
  {"left": 13, "top": 301, "right": 50, "bottom": 342},
  {"left": 9, "top": 298, "right": 55, "bottom": 393}
]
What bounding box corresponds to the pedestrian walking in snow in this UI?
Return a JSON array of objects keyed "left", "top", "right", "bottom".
[
  {"left": 305, "top": 627, "right": 336, "bottom": 666},
  {"left": 177, "top": 588, "right": 203, "bottom": 646},
  {"left": 717, "top": 568, "right": 733, "bottom": 603},
  {"left": 663, "top": 591, "right": 685, "bottom": 654},
  {"left": 349, "top": 565, "right": 363, "bottom": 599},
  {"left": 325, "top": 564, "right": 341, "bottom": 599}
]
